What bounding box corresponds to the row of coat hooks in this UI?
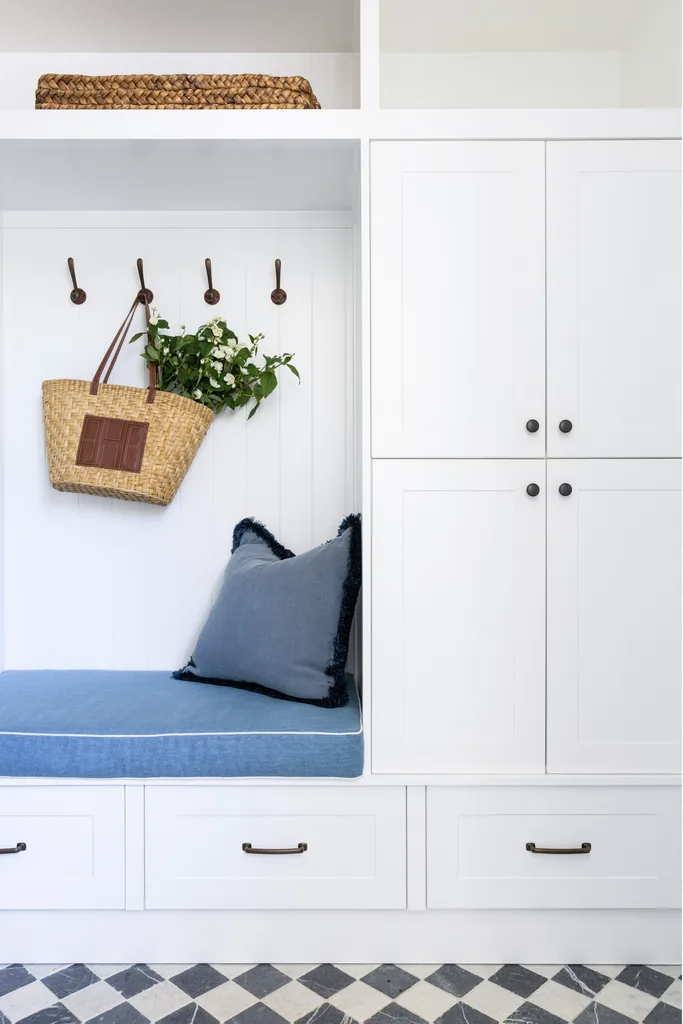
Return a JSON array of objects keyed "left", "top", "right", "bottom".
[{"left": 67, "top": 256, "right": 288, "bottom": 306}]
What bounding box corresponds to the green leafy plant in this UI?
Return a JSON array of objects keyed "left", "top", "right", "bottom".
[{"left": 131, "top": 310, "right": 299, "bottom": 419}]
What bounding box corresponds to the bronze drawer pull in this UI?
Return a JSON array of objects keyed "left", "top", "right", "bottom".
[
  {"left": 526, "top": 842, "right": 591, "bottom": 855},
  {"left": 0, "top": 842, "right": 26, "bottom": 855},
  {"left": 242, "top": 842, "right": 308, "bottom": 855}
]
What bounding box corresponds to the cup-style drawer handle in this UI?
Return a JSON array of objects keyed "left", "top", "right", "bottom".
[
  {"left": 0, "top": 842, "right": 26, "bottom": 855},
  {"left": 526, "top": 842, "right": 591, "bottom": 855},
  {"left": 242, "top": 842, "right": 308, "bottom": 855}
]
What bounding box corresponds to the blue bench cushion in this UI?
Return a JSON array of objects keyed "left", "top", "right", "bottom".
[{"left": 0, "top": 671, "right": 363, "bottom": 779}]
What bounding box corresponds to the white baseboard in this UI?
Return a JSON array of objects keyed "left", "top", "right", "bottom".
[{"left": 2, "top": 909, "right": 680, "bottom": 965}]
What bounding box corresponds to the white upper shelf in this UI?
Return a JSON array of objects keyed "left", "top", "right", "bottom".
[{"left": 0, "top": 108, "right": 679, "bottom": 143}]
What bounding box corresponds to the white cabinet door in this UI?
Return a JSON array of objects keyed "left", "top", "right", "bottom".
[
  {"left": 371, "top": 142, "right": 545, "bottom": 458},
  {"left": 372, "top": 460, "right": 545, "bottom": 773},
  {"left": 547, "top": 141, "right": 682, "bottom": 458},
  {"left": 547, "top": 460, "right": 682, "bottom": 773}
]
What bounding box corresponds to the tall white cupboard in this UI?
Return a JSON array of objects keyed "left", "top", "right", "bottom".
[{"left": 371, "top": 139, "right": 682, "bottom": 777}]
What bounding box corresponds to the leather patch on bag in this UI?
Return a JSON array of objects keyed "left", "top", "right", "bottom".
[{"left": 76, "top": 415, "right": 149, "bottom": 473}]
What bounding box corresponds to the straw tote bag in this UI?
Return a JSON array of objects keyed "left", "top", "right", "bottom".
[{"left": 42, "top": 294, "right": 214, "bottom": 506}]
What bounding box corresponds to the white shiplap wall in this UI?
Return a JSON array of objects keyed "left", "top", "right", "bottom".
[{"left": 0, "top": 212, "right": 355, "bottom": 670}]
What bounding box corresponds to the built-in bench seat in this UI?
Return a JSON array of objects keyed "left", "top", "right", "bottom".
[{"left": 0, "top": 670, "right": 363, "bottom": 778}]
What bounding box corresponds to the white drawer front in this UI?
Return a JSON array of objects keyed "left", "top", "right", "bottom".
[
  {"left": 428, "top": 786, "right": 681, "bottom": 910},
  {"left": 0, "top": 786, "right": 125, "bottom": 909},
  {"left": 145, "top": 786, "right": 406, "bottom": 910}
]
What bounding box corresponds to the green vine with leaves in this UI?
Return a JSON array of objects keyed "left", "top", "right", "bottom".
[{"left": 132, "top": 311, "right": 299, "bottom": 419}]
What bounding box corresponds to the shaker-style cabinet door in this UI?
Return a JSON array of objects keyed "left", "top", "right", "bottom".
[
  {"left": 371, "top": 142, "right": 545, "bottom": 458},
  {"left": 372, "top": 460, "right": 545, "bottom": 774},
  {"left": 547, "top": 460, "right": 682, "bottom": 773},
  {"left": 547, "top": 141, "right": 682, "bottom": 458}
]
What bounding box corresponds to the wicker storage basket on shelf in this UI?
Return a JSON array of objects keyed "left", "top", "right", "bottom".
[
  {"left": 42, "top": 294, "right": 214, "bottom": 507},
  {"left": 35, "top": 73, "right": 321, "bottom": 109}
]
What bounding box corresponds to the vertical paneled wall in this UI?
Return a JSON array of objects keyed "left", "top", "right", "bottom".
[{"left": 1, "top": 212, "right": 355, "bottom": 669}]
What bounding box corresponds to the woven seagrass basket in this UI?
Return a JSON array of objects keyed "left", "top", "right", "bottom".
[
  {"left": 36, "top": 73, "right": 321, "bottom": 109},
  {"left": 42, "top": 296, "right": 214, "bottom": 506}
]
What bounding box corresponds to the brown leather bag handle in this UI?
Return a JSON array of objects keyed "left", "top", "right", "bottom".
[{"left": 91, "top": 294, "right": 157, "bottom": 404}]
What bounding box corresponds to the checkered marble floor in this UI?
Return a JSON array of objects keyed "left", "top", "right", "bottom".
[{"left": 0, "top": 963, "right": 680, "bottom": 1024}]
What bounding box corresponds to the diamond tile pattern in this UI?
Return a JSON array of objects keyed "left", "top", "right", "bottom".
[{"left": 0, "top": 964, "right": 678, "bottom": 1024}]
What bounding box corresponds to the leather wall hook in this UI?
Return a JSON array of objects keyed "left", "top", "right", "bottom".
[
  {"left": 67, "top": 257, "right": 86, "bottom": 304},
  {"left": 136, "top": 258, "right": 154, "bottom": 304},
  {"left": 204, "top": 258, "right": 220, "bottom": 305},
  {"left": 271, "top": 258, "right": 287, "bottom": 305}
]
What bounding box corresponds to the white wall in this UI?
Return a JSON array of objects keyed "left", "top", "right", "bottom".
[
  {"left": 381, "top": 52, "right": 622, "bottom": 109},
  {"left": 0, "top": 211, "right": 355, "bottom": 670}
]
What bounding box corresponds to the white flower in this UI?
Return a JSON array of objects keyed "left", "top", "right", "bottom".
[
  {"left": 194, "top": 389, "right": 203, "bottom": 400},
  {"left": 211, "top": 326, "right": 222, "bottom": 338},
  {"left": 162, "top": 345, "right": 169, "bottom": 355},
  {"left": 149, "top": 316, "right": 159, "bottom": 326},
  {"left": 209, "top": 378, "right": 220, "bottom": 388},
  {"left": 224, "top": 372, "right": 235, "bottom": 386},
  {"left": 211, "top": 360, "right": 223, "bottom": 373}
]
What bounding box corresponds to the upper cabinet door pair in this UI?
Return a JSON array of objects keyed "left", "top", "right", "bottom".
[{"left": 371, "top": 140, "right": 682, "bottom": 458}]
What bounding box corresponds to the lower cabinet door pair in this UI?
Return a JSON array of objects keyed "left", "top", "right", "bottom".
[{"left": 372, "top": 459, "right": 682, "bottom": 775}]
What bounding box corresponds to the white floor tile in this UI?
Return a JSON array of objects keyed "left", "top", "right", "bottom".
[
  {"left": 662, "top": 979, "right": 682, "bottom": 1009},
  {"left": 22, "top": 967, "right": 69, "bottom": 982},
  {"left": 271, "top": 967, "right": 319, "bottom": 981},
  {"left": 458, "top": 967, "right": 503, "bottom": 982},
  {"left": 62, "top": 981, "right": 124, "bottom": 1021},
  {"left": 332, "top": 966, "right": 382, "bottom": 981},
  {"left": 263, "top": 980, "right": 326, "bottom": 1020},
  {"left": 129, "top": 981, "right": 192, "bottom": 1022},
  {"left": 597, "top": 980, "right": 659, "bottom": 1022},
  {"left": 394, "top": 980, "right": 457, "bottom": 1022},
  {"left": 328, "top": 980, "right": 393, "bottom": 1021},
  {"left": 195, "top": 981, "right": 258, "bottom": 1020},
  {"left": 394, "top": 967, "right": 442, "bottom": 981},
  {"left": 524, "top": 967, "right": 560, "bottom": 980},
  {"left": 531, "top": 980, "right": 593, "bottom": 1021},
  {"left": 0, "top": 981, "right": 58, "bottom": 1023},
  {"left": 587, "top": 967, "right": 627, "bottom": 980},
  {"left": 209, "top": 965, "right": 257, "bottom": 981},
  {"left": 86, "top": 965, "right": 134, "bottom": 980},
  {"left": 651, "top": 968, "right": 682, "bottom": 981},
  {"left": 460, "top": 980, "right": 527, "bottom": 1021}
]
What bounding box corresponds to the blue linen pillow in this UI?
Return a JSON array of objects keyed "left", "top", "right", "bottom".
[{"left": 174, "top": 514, "right": 361, "bottom": 707}]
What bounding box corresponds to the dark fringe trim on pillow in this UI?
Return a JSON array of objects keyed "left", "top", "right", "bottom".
[
  {"left": 174, "top": 513, "right": 362, "bottom": 709},
  {"left": 232, "top": 517, "right": 295, "bottom": 559},
  {"left": 172, "top": 665, "right": 346, "bottom": 709},
  {"left": 323, "top": 512, "right": 362, "bottom": 708}
]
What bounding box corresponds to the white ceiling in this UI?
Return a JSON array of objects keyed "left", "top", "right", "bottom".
[
  {"left": 0, "top": 0, "right": 358, "bottom": 53},
  {"left": 381, "top": 0, "right": 681, "bottom": 53},
  {"left": 0, "top": 140, "right": 359, "bottom": 210}
]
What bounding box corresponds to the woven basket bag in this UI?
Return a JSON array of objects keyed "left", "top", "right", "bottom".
[
  {"left": 35, "top": 73, "right": 321, "bottom": 109},
  {"left": 42, "top": 296, "right": 214, "bottom": 506}
]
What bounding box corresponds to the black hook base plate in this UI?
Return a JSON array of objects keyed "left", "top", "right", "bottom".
[{"left": 137, "top": 288, "right": 154, "bottom": 304}]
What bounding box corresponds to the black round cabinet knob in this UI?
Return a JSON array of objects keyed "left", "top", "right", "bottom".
[
  {"left": 526, "top": 483, "right": 540, "bottom": 497},
  {"left": 559, "top": 483, "right": 573, "bottom": 497},
  {"left": 526, "top": 419, "right": 540, "bottom": 433},
  {"left": 559, "top": 419, "right": 573, "bottom": 433}
]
